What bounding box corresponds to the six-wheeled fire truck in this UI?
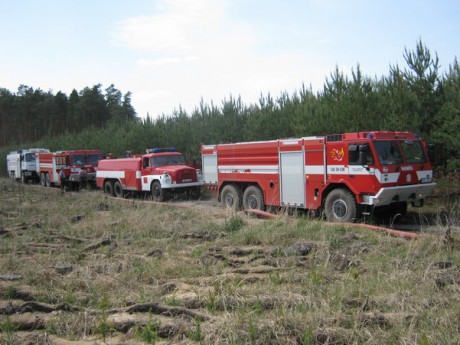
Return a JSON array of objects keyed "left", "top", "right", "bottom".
[
  {"left": 36, "top": 150, "right": 103, "bottom": 189},
  {"left": 201, "top": 131, "right": 436, "bottom": 222},
  {"left": 96, "top": 148, "right": 203, "bottom": 200},
  {"left": 6, "top": 148, "right": 49, "bottom": 183}
]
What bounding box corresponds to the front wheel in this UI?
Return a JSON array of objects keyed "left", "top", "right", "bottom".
[
  {"left": 151, "top": 181, "right": 164, "bottom": 202},
  {"left": 243, "top": 185, "right": 265, "bottom": 211},
  {"left": 188, "top": 186, "right": 201, "bottom": 200},
  {"left": 324, "top": 188, "right": 357, "bottom": 223},
  {"left": 221, "top": 184, "right": 242, "bottom": 211}
]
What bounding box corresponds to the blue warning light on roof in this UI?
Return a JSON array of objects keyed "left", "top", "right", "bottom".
[{"left": 150, "top": 148, "right": 176, "bottom": 153}]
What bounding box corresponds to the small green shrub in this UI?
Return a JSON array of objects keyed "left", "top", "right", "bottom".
[
  {"left": 187, "top": 318, "right": 203, "bottom": 342},
  {"left": 135, "top": 314, "right": 161, "bottom": 344},
  {"left": 0, "top": 316, "right": 18, "bottom": 345},
  {"left": 224, "top": 216, "right": 244, "bottom": 232}
]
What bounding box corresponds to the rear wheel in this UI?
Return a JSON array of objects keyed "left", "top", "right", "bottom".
[
  {"left": 40, "top": 173, "right": 46, "bottom": 186},
  {"left": 151, "top": 181, "right": 164, "bottom": 202},
  {"left": 221, "top": 184, "right": 242, "bottom": 211},
  {"left": 243, "top": 185, "right": 265, "bottom": 211},
  {"left": 324, "top": 188, "right": 357, "bottom": 223},
  {"left": 113, "top": 181, "right": 123, "bottom": 198},
  {"left": 10, "top": 172, "right": 15, "bottom": 182},
  {"left": 104, "top": 180, "right": 114, "bottom": 196}
]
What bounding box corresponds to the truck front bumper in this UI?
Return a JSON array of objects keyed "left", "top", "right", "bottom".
[
  {"left": 161, "top": 181, "right": 204, "bottom": 189},
  {"left": 363, "top": 183, "right": 436, "bottom": 206},
  {"left": 69, "top": 172, "right": 96, "bottom": 182}
]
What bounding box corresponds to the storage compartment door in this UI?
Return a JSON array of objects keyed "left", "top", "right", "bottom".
[
  {"left": 280, "top": 152, "right": 305, "bottom": 207},
  {"left": 202, "top": 154, "right": 218, "bottom": 184}
]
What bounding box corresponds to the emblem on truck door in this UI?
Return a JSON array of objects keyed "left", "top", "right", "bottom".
[{"left": 330, "top": 148, "right": 344, "bottom": 162}]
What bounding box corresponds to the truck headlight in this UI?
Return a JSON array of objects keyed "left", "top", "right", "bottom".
[
  {"left": 196, "top": 169, "right": 203, "bottom": 182},
  {"left": 162, "top": 172, "right": 171, "bottom": 184}
]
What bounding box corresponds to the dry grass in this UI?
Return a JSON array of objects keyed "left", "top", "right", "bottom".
[{"left": 0, "top": 178, "right": 459, "bottom": 344}]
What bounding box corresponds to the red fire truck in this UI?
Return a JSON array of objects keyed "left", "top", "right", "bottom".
[
  {"left": 36, "top": 150, "right": 103, "bottom": 189},
  {"left": 96, "top": 148, "right": 203, "bottom": 200},
  {"left": 201, "top": 131, "right": 436, "bottom": 222}
]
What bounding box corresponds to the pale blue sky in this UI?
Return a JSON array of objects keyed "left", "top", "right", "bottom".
[{"left": 0, "top": 0, "right": 458, "bottom": 118}]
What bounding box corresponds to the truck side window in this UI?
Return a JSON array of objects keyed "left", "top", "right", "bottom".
[
  {"left": 349, "top": 144, "right": 359, "bottom": 165},
  {"left": 349, "top": 144, "right": 373, "bottom": 165}
]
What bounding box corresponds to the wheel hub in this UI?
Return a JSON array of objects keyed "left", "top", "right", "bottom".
[
  {"left": 248, "top": 194, "right": 258, "bottom": 209},
  {"left": 224, "top": 193, "right": 234, "bottom": 207},
  {"left": 332, "top": 199, "right": 347, "bottom": 219}
]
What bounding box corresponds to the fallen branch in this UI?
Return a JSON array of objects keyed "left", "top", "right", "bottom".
[
  {"left": 84, "top": 238, "right": 112, "bottom": 251},
  {"left": 108, "top": 302, "right": 210, "bottom": 321},
  {"left": 0, "top": 301, "right": 79, "bottom": 315}
]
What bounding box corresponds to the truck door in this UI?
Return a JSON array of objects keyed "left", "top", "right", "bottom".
[{"left": 279, "top": 149, "right": 305, "bottom": 207}]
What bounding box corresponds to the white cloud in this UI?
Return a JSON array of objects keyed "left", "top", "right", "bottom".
[
  {"left": 115, "top": 0, "right": 231, "bottom": 54},
  {"left": 114, "top": 0, "right": 327, "bottom": 118},
  {"left": 136, "top": 56, "right": 199, "bottom": 67}
]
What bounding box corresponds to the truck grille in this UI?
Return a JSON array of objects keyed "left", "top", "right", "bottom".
[{"left": 179, "top": 170, "right": 195, "bottom": 183}]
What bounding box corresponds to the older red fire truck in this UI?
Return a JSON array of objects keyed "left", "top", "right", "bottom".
[
  {"left": 36, "top": 150, "right": 102, "bottom": 188},
  {"left": 96, "top": 148, "right": 203, "bottom": 200},
  {"left": 201, "top": 131, "right": 436, "bottom": 222}
]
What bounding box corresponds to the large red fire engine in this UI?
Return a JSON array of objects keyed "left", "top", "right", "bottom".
[
  {"left": 36, "top": 150, "right": 102, "bottom": 188},
  {"left": 201, "top": 131, "right": 436, "bottom": 222},
  {"left": 96, "top": 148, "right": 203, "bottom": 200}
]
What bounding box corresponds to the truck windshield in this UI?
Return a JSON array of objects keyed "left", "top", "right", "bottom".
[
  {"left": 24, "top": 153, "right": 36, "bottom": 162},
  {"left": 87, "top": 154, "right": 102, "bottom": 165},
  {"left": 374, "top": 141, "right": 403, "bottom": 165},
  {"left": 151, "top": 154, "right": 186, "bottom": 167},
  {"left": 71, "top": 155, "right": 85, "bottom": 165},
  {"left": 400, "top": 140, "right": 427, "bottom": 164}
]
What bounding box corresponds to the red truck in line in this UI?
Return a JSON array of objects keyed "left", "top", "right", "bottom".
[
  {"left": 96, "top": 148, "right": 203, "bottom": 200},
  {"left": 201, "top": 131, "right": 436, "bottom": 222},
  {"left": 36, "top": 150, "right": 102, "bottom": 189}
]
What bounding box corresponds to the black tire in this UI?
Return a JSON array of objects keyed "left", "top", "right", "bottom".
[
  {"left": 104, "top": 180, "right": 114, "bottom": 196},
  {"left": 374, "top": 202, "right": 407, "bottom": 222},
  {"left": 45, "top": 173, "right": 51, "bottom": 187},
  {"left": 21, "top": 174, "right": 26, "bottom": 184},
  {"left": 188, "top": 186, "right": 201, "bottom": 200},
  {"left": 324, "top": 188, "right": 357, "bottom": 223},
  {"left": 113, "top": 180, "right": 123, "bottom": 198},
  {"left": 243, "top": 185, "right": 265, "bottom": 211},
  {"left": 10, "top": 172, "right": 15, "bottom": 182},
  {"left": 151, "top": 181, "right": 164, "bottom": 202},
  {"left": 221, "top": 184, "right": 242, "bottom": 211},
  {"left": 40, "top": 173, "right": 46, "bottom": 186}
]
